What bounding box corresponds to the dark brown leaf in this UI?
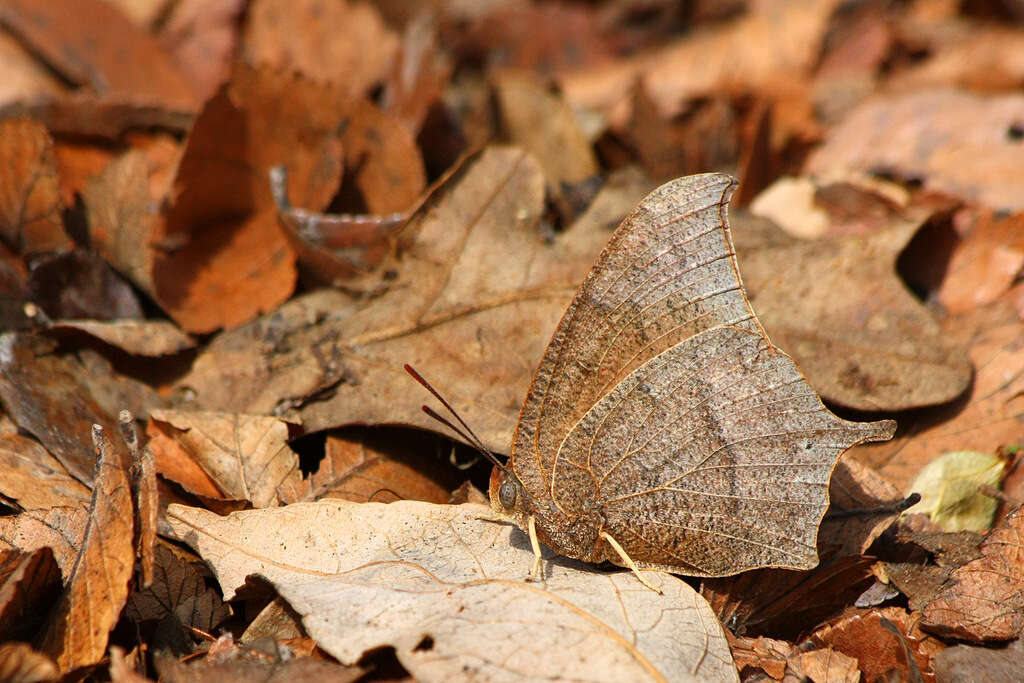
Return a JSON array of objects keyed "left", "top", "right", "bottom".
[
  {"left": 125, "top": 543, "right": 230, "bottom": 632},
  {"left": 0, "top": 548, "right": 61, "bottom": 642}
]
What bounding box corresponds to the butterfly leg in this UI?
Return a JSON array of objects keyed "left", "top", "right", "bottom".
[
  {"left": 527, "top": 516, "right": 543, "bottom": 580},
  {"left": 600, "top": 531, "right": 663, "bottom": 594}
]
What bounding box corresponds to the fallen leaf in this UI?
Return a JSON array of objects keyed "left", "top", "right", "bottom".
[
  {"left": 0, "top": 118, "right": 70, "bottom": 256},
  {"left": 0, "top": 334, "right": 125, "bottom": 485},
  {"left": 932, "top": 637, "right": 1024, "bottom": 682},
  {"left": 167, "top": 500, "right": 739, "bottom": 682},
  {"left": 153, "top": 64, "right": 346, "bottom": 333},
  {"left": 122, "top": 412, "right": 157, "bottom": 588},
  {"left": 0, "top": 642, "right": 58, "bottom": 683},
  {"left": 937, "top": 211, "right": 1024, "bottom": 314},
  {"left": 125, "top": 543, "right": 230, "bottom": 632},
  {"left": 155, "top": 642, "right": 365, "bottom": 683},
  {"left": 49, "top": 319, "right": 195, "bottom": 357},
  {"left": 0, "top": 433, "right": 91, "bottom": 511},
  {"left": 922, "top": 506, "right": 1024, "bottom": 642},
  {"left": 0, "top": 92, "right": 193, "bottom": 139},
  {"left": 340, "top": 99, "right": 427, "bottom": 214},
  {"left": 178, "top": 147, "right": 650, "bottom": 451},
  {"left": 28, "top": 249, "right": 144, "bottom": 321},
  {"left": 797, "top": 647, "right": 860, "bottom": 683},
  {"left": 805, "top": 89, "right": 1024, "bottom": 212},
  {"left": 108, "top": 645, "right": 150, "bottom": 683},
  {"left": 852, "top": 317, "right": 1024, "bottom": 489},
  {"left": 242, "top": 0, "right": 398, "bottom": 100},
  {"left": 381, "top": 13, "right": 450, "bottom": 135},
  {"left": 810, "top": 608, "right": 935, "bottom": 682},
  {"left": 904, "top": 451, "right": 1004, "bottom": 532},
  {"left": 0, "top": 506, "right": 89, "bottom": 581},
  {"left": 38, "top": 425, "right": 135, "bottom": 674},
  {"left": 0, "top": 0, "right": 197, "bottom": 110},
  {"left": 149, "top": 410, "right": 300, "bottom": 509},
  {"left": 241, "top": 597, "right": 305, "bottom": 643},
  {"left": 492, "top": 69, "right": 598, "bottom": 191},
  {"left": 822, "top": 456, "right": 904, "bottom": 557},
  {"left": 735, "top": 219, "right": 971, "bottom": 411},
  {"left": 0, "top": 548, "right": 61, "bottom": 642},
  {"left": 749, "top": 176, "right": 831, "bottom": 239},
  {"left": 277, "top": 428, "right": 466, "bottom": 505},
  {"left": 0, "top": 30, "right": 65, "bottom": 109},
  {"left": 159, "top": 0, "right": 246, "bottom": 102}
]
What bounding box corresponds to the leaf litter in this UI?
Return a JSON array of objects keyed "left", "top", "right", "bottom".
[{"left": 1, "top": 1, "right": 1024, "bottom": 681}]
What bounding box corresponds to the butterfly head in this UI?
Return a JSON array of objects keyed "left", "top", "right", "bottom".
[{"left": 488, "top": 466, "right": 528, "bottom": 519}]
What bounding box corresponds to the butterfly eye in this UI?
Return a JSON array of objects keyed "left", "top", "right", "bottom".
[{"left": 498, "top": 477, "right": 518, "bottom": 510}]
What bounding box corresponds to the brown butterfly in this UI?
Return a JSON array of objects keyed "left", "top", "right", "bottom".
[{"left": 410, "top": 173, "right": 894, "bottom": 589}]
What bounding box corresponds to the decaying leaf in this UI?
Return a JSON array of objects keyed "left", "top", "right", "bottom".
[
  {"left": 167, "top": 500, "right": 738, "bottom": 682},
  {"left": 277, "top": 428, "right": 465, "bottom": 505},
  {"left": 922, "top": 506, "right": 1024, "bottom": 642},
  {"left": 125, "top": 543, "right": 230, "bottom": 633},
  {"left": 904, "top": 451, "right": 1005, "bottom": 532},
  {"left": 177, "top": 147, "right": 652, "bottom": 451},
  {"left": 149, "top": 410, "right": 300, "bottom": 509},
  {"left": 735, "top": 219, "right": 971, "bottom": 411},
  {"left": 0, "top": 433, "right": 91, "bottom": 511},
  {"left": 38, "top": 425, "right": 135, "bottom": 673},
  {"left": 806, "top": 89, "right": 1024, "bottom": 212},
  {"left": 0, "top": 118, "right": 70, "bottom": 256}
]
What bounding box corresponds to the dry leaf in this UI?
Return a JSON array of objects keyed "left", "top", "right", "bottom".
[
  {"left": 922, "top": 506, "right": 1024, "bottom": 642},
  {"left": 0, "top": 118, "right": 70, "bottom": 256},
  {"left": 0, "top": 507, "right": 89, "bottom": 581},
  {"left": 492, "top": 69, "right": 598, "bottom": 190},
  {"left": 159, "top": 0, "right": 246, "bottom": 102},
  {"left": 0, "top": 433, "right": 91, "bottom": 511},
  {"left": 0, "top": 30, "right": 65, "bottom": 109},
  {"left": 0, "top": 0, "right": 197, "bottom": 110},
  {"left": 179, "top": 146, "right": 650, "bottom": 452},
  {"left": 736, "top": 220, "right": 971, "bottom": 411},
  {"left": 340, "top": 99, "right": 427, "bottom": 214},
  {"left": 167, "top": 500, "right": 738, "bottom": 682},
  {"left": 149, "top": 410, "right": 299, "bottom": 509},
  {"left": 241, "top": 597, "right": 305, "bottom": 643},
  {"left": 0, "top": 642, "right": 58, "bottom": 683},
  {"left": 28, "top": 249, "right": 143, "bottom": 321},
  {"left": 49, "top": 320, "right": 195, "bottom": 357},
  {"left": 798, "top": 648, "right": 861, "bottom": 683},
  {"left": 0, "top": 548, "right": 61, "bottom": 642},
  {"left": 823, "top": 457, "right": 904, "bottom": 557},
  {"left": 937, "top": 211, "right": 1024, "bottom": 314},
  {"left": 381, "top": 13, "right": 449, "bottom": 135},
  {"left": 155, "top": 644, "right": 365, "bottom": 683},
  {"left": 242, "top": 0, "right": 398, "bottom": 100},
  {"left": 122, "top": 413, "right": 158, "bottom": 588},
  {"left": 810, "top": 608, "right": 934, "bottom": 682},
  {"left": 853, "top": 318, "right": 1024, "bottom": 489},
  {"left": 125, "top": 543, "right": 230, "bottom": 633},
  {"left": 805, "top": 89, "right": 1024, "bottom": 212},
  {"left": 38, "top": 425, "right": 135, "bottom": 673},
  {"left": 277, "top": 428, "right": 465, "bottom": 505},
  {"left": 154, "top": 64, "right": 346, "bottom": 333},
  {"left": 932, "top": 637, "right": 1024, "bottom": 682}
]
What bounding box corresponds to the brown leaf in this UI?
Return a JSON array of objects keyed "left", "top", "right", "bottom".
[
  {"left": 179, "top": 148, "right": 652, "bottom": 451},
  {"left": 148, "top": 410, "right": 299, "bottom": 509},
  {"left": 852, "top": 317, "right": 1024, "bottom": 489},
  {"left": 805, "top": 89, "right": 1024, "bottom": 212},
  {"left": 0, "top": 433, "right": 91, "bottom": 511},
  {"left": 38, "top": 425, "right": 135, "bottom": 673},
  {"left": 0, "top": 118, "right": 70, "bottom": 256},
  {"left": 559, "top": 0, "right": 842, "bottom": 126},
  {"left": 153, "top": 64, "right": 346, "bottom": 333},
  {"left": 166, "top": 500, "right": 739, "bottom": 682},
  {"left": 340, "top": 99, "right": 427, "bottom": 214},
  {"left": 797, "top": 647, "right": 861, "bottom": 683},
  {"left": 242, "top": 0, "right": 398, "bottom": 100},
  {"left": 0, "top": 506, "right": 89, "bottom": 581},
  {"left": 922, "top": 506, "right": 1024, "bottom": 642},
  {"left": 937, "top": 211, "right": 1024, "bottom": 314},
  {"left": 492, "top": 69, "right": 598, "bottom": 191},
  {"left": 0, "top": 93, "right": 193, "bottom": 139},
  {"left": 27, "top": 249, "right": 144, "bottom": 321},
  {"left": 0, "top": 548, "right": 61, "bottom": 642},
  {"left": 125, "top": 543, "right": 230, "bottom": 632},
  {"left": 932, "top": 637, "right": 1024, "bottom": 682},
  {"left": 155, "top": 644, "right": 365, "bottom": 683},
  {"left": 159, "top": 0, "right": 246, "bottom": 102},
  {"left": 0, "top": 642, "right": 58, "bottom": 683},
  {"left": 123, "top": 413, "right": 157, "bottom": 588},
  {"left": 736, "top": 219, "right": 971, "bottom": 411},
  {"left": 49, "top": 320, "right": 195, "bottom": 357},
  {"left": 810, "top": 608, "right": 936, "bottom": 682},
  {"left": 277, "top": 428, "right": 465, "bottom": 505},
  {"left": 381, "top": 13, "right": 450, "bottom": 135},
  {"left": 241, "top": 597, "right": 305, "bottom": 643},
  {"left": 0, "top": 0, "right": 196, "bottom": 110},
  {"left": 0, "top": 0, "right": 196, "bottom": 108},
  {"left": 0, "top": 334, "right": 125, "bottom": 485},
  {"left": 822, "top": 457, "right": 904, "bottom": 558}
]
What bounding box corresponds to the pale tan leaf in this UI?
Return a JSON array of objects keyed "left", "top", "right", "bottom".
[
  {"left": 166, "top": 500, "right": 738, "bottom": 683},
  {"left": 50, "top": 319, "right": 195, "bottom": 357},
  {"left": 0, "top": 434, "right": 91, "bottom": 511},
  {"left": 0, "top": 506, "right": 88, "bottom": 580},
  {"left": 149, "top": 410, "right": 299, "bottom": 508}
]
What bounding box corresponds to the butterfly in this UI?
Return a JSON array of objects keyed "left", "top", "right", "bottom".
[{"left": 411, "top": 173, "right": 894, "bottom": 589}]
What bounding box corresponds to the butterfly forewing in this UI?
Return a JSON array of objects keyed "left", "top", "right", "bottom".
[{"left": 511, "top": 173, "right": 895, "bottom": 575}]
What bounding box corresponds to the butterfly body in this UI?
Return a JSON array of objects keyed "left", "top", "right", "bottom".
[{"left": 488, "top": 173, "right": 895, "bottom": 578}]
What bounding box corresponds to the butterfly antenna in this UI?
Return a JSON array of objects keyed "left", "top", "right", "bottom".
[{"left": 404, "top": 364, "right": 507, "bottom": 471}]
